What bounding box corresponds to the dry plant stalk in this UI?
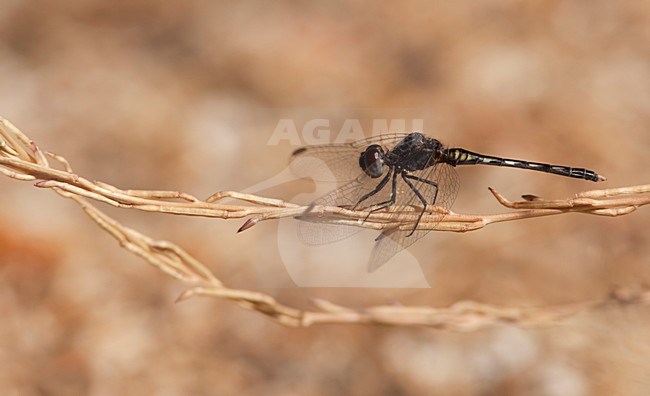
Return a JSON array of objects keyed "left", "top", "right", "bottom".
[{"left": 1, "top": 116, "right": 650, "bottom": 330}]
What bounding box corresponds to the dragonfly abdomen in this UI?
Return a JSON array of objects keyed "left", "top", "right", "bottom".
[{"left": 445, "top": 148, "right": 605, "bottom": 182}]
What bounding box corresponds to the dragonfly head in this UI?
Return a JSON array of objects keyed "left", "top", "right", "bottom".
[{"left": 359, "top": 144, "right": 386, "bottom": 178}]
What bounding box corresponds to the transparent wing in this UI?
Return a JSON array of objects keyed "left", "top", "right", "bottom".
[
  {"left": 289, "top": 133, "right": 410, "bottom": 182},
  {"left": 291, "top": 132, "right": 460, "bottom": 272},
  {"left": 368, "top": 162, "right": 460, "bottom": 272},
  {"left": 298, "top": 167, "right": 397, "bottom": 245}
]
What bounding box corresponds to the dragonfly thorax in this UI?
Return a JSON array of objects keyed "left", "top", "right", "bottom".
[{"left": 385, "top": 133, "right": 445, "bottom": 172}]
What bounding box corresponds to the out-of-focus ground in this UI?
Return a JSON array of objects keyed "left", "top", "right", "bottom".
[{"left": 1, "top": 1, "right": 649, "bottom": 395}]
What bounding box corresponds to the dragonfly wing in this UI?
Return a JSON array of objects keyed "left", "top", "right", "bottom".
[
  {"left": 298, "top": 168, "right": 396, "bottom": 245},
  {"left": 289, "top": 133, "right": 411, "bottom": 182},
  {"left": 367, "top": 163, "right": 459, "bottom": 272}
]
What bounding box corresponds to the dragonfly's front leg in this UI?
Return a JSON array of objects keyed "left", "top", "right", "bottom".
[{"left": 352, "top": 168, "right": 393, "bottom": 211}]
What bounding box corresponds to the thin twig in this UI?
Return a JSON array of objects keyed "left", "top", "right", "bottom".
[{"left": 1, "top": 115, "right": 649, "bottom": 329}]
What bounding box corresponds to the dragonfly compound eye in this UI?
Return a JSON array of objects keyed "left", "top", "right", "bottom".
[{"left": 359, "top": 144, "right": 385, "bottom": 178}]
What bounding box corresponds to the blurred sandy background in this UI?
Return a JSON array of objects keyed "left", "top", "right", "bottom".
[{"left": 1, "top": 1, "right": 650, "bottom": 395}]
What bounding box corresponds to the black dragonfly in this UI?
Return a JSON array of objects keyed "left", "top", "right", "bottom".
[{"left": 290, "top": 132, "right": 605, "bottom": 272}]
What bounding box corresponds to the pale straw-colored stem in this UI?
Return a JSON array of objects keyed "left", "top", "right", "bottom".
[{"left": 1, "top": 116, "right": 648, "bottom": 329}]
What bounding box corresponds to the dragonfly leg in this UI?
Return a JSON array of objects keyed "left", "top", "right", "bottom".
[
  {"left": 352, "top": 168, "right": 393, "bottom": 211},
  {"left": 361, "top": 170, "right": 399, "bottom": 223},
  {"left": 402, "top": 173, "right": 438, "bottom": 237},
  {"left": 404, "top": 174, "right": 439, "bottom": 207}
]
